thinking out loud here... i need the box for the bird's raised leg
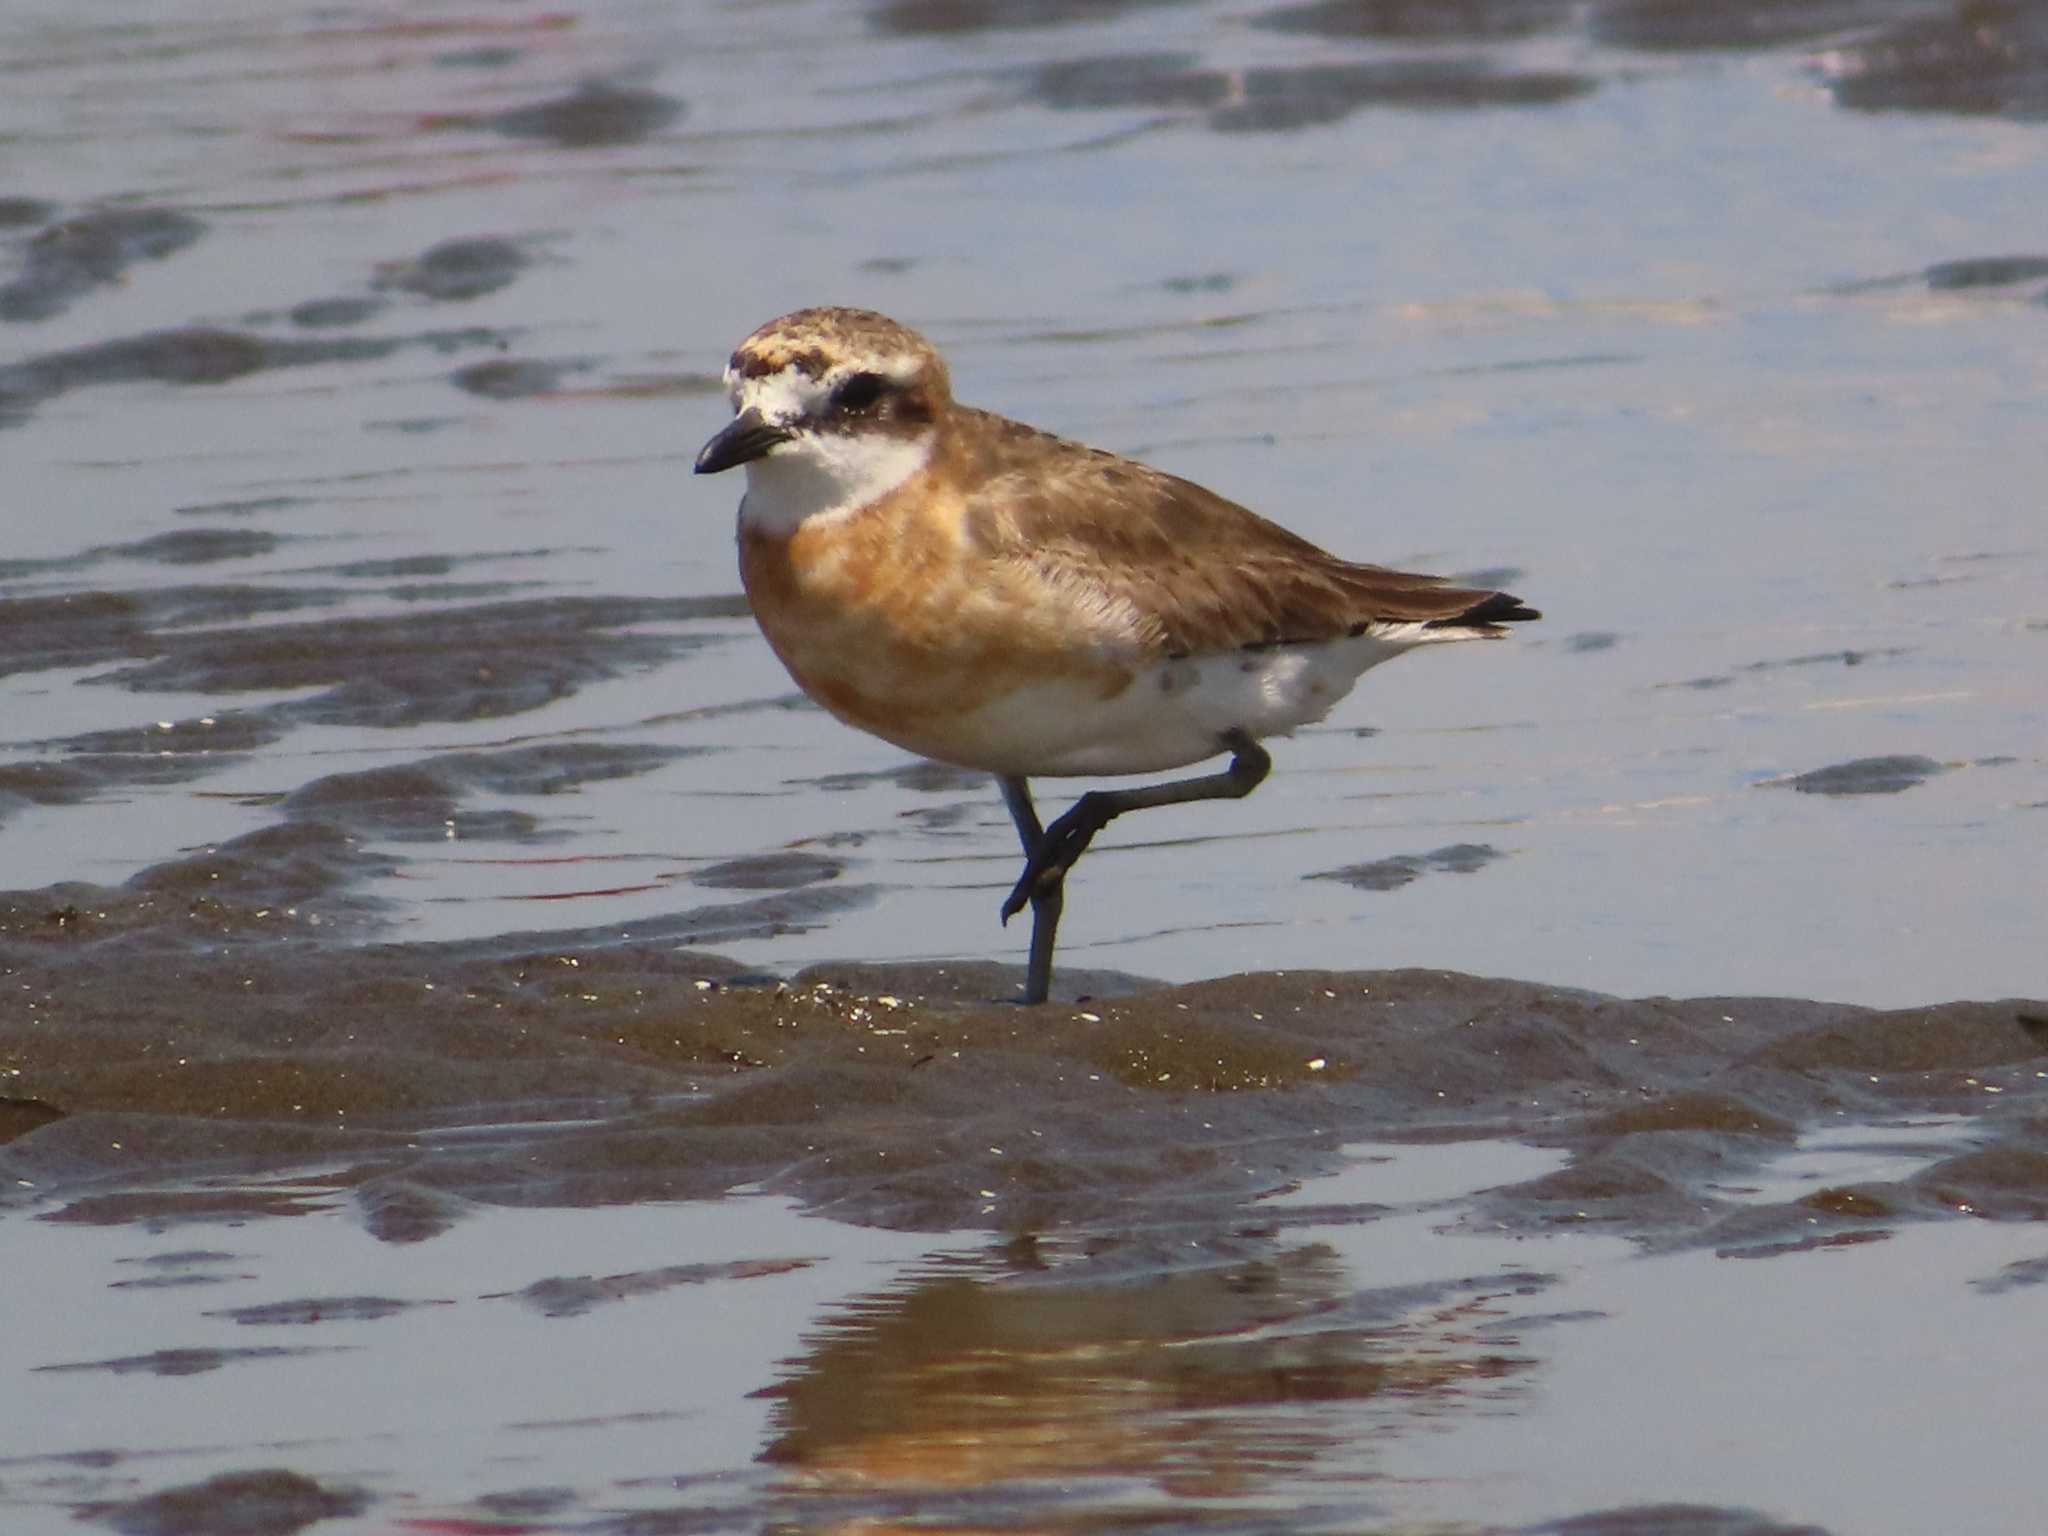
[998,729,1272,1004]
[998,774,1063,1006]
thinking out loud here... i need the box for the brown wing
[950,408,1538,660]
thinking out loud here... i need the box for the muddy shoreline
[7,875,2043,1256]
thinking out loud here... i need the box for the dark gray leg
[997,730,1272,1004]
[999,775,1062,1006]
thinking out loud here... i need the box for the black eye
[834,372,887,412]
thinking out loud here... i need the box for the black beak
[695,407,793,475]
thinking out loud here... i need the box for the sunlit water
[6,2,2048,1532]
[4,0,2045,1004]
[8,1133,2046,1534]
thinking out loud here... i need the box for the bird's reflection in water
[757,1239,1533,1513]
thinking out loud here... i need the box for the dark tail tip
[1428,591,1541,629]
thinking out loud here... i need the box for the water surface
[4,1,2047,1531]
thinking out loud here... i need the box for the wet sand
[5,0,2048,1531]
[7,890,2046,1242]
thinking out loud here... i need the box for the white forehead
[724,352,923,425]
[726,364,829,426]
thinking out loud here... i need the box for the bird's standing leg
[998,774,1063,1006]
[998,729,1272,1004]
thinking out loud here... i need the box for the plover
[696,306,1538,1005]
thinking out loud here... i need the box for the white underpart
[728,362,933,537]
[955,622,1460,778]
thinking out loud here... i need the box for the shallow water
[4,0,2048,1532]
[5,0,2046,1004]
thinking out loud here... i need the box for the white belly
[947,628,1435,777]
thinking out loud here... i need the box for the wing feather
[951,409,1537,660]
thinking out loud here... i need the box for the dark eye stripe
[833,372,887,412]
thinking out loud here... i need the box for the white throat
[737,430,933,538]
